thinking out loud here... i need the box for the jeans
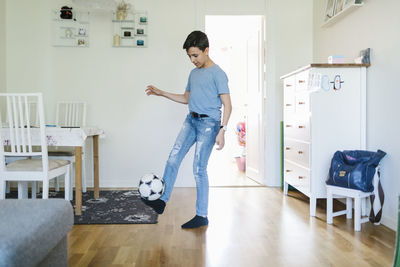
[160,114,220,217]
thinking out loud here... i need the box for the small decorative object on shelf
[60,6,73,20]
[113,34,121,46]
[139,16,147,23]
[65,28,73,38]
[116,0,131,20]
[360,48,370,64]
[77,39,86,46]
[354,48,371,64]
[78,28,86,36]
[328,55,345,64]
[52,9,90,47]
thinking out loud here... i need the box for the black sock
[181,215,208,229]
[141,198,166,214]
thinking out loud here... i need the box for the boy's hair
[183,31,209,51]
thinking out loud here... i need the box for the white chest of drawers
[281,64,369,216]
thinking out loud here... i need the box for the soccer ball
[138,173,165,201]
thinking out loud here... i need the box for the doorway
[206,15,265,187]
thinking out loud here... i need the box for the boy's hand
[215,130,225,150]
[145,85,163,96]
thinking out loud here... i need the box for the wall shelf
[112,20,134,23]
[112,10,148,48]
[322,3,363,28]
[52,9,90,47]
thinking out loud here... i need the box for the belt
[191,112,208,118]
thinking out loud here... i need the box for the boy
[144,31,232,229]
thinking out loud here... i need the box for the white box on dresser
[280,64,370,216]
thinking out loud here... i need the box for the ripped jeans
[160,113,220,216]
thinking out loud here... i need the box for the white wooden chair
[0,93,72,200]
[326,185,372,231]
[49,101,88,193]
[55,101,87,128]
[4,100,39,194]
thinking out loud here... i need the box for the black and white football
[138,173,165,201]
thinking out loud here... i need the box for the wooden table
[1,126,104,215]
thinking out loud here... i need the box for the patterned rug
[6,190,158,224]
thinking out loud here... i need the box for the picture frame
[325,0,336,21]
[335,0,345,14]
[343,0,356,10]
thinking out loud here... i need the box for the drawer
[296,116,310,142]
[284,91,295,114]
[295,70,310,92]
[284,139,310,168]
[283,118,296,139]
[283,115,310,142]
[295,92,310,114]
[284,76,295,113]
[284,76,295,91]
[284,160,310,195]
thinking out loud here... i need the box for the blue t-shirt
[185,64,230,121]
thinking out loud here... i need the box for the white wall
[313,0,400,230]
[5,0,196,188]
[4,0,314,191]
[0,0,5,93]
[265,0,314,186]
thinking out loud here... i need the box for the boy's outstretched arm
[216,93,232,150]
[146,85,190,104]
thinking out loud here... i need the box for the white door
[245,19,264,184]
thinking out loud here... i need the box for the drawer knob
[286,125,292,128]
[285,84,293,87]
[298,151,303,154]
[298,80,306,84]
[285,104,292,107]
[298,125,305,129]
[285,147,291,150]
[285,169,292,173]
[298,176,304,179]
[298,102,305,105]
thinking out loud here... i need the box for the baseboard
[381,215,397,231]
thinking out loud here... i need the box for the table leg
[75,146,83,216]
[93,135,99,199]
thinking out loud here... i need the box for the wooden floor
[68,187,396,267]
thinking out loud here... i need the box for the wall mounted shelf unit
[52,9,90,47]
[112,10,148,48]
[322,3,364,27]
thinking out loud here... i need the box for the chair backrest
[55,101,87,127]
[5,101,39,127]
[0,93,48,172]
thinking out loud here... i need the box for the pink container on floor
[235,156,246,171]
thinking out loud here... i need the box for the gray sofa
[0,199,73,267]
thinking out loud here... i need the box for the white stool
[326,185,372,231]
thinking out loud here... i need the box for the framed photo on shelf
[343,0,356,9]
[335,0,345,14]
[325,0,337,21]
